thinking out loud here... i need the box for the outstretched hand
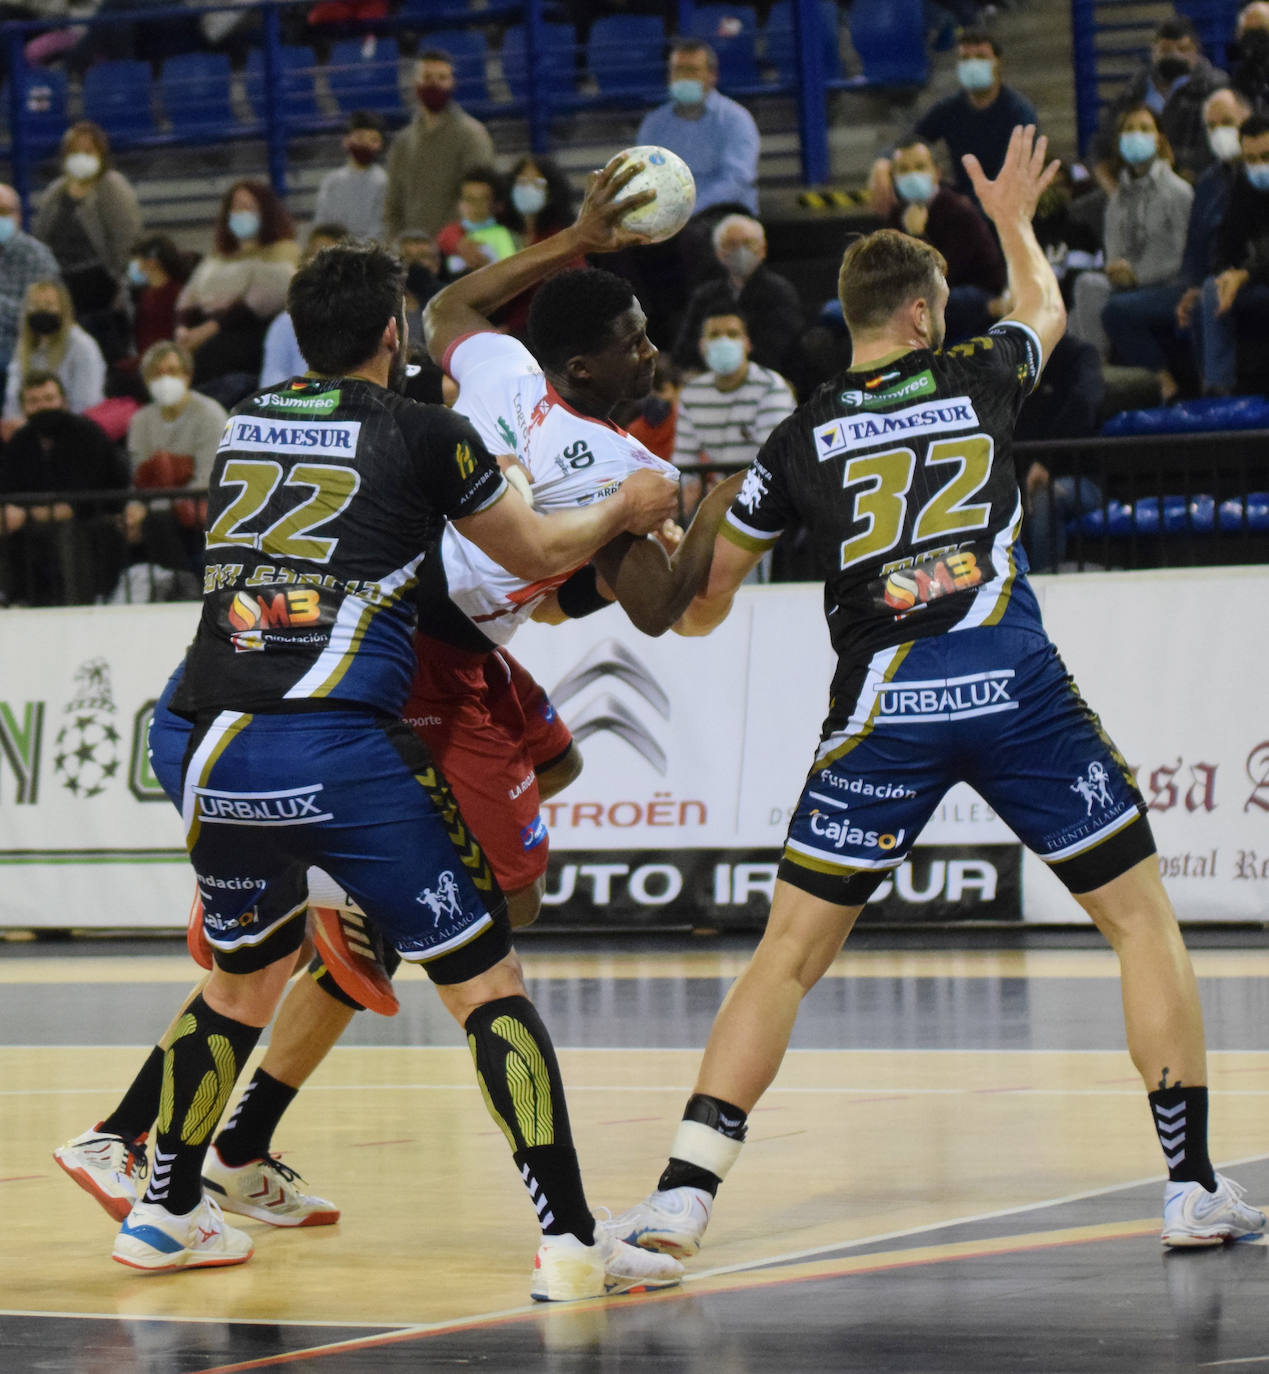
[573,154,657,254]
[963,124,1059,227]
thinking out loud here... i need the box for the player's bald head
[838,229,948,335]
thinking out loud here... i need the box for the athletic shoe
[202,1147,340,1227]
[53,1126,149,1222]
[186,889,213,971]
[112,1196,253,1272]
[310,904,399,1017]
[530,1231,684,1302]
[599,1186,713,1259]
[1161,1174,1266,1247]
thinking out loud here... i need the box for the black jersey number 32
[838,435,994,570]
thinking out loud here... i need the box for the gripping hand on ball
[574,155,657,254]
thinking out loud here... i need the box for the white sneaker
[1161,1174,1266,1248]
[530,1231,684,1302]
[202,1147,340,1227]
[112,1196,253,1272]
[53,1126,148,1222]
[599,1186,713,1259]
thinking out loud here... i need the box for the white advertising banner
[1022,567,1269,924]
[2,567,1266,929]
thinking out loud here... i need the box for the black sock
[101,1045,164,1142]
[1149,1085,1217,1190]
[213,1068,298,1167]
[657,1093,748,1197]
[465,995,595,1245]
[141,995,261,1216]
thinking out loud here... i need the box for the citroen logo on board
[551,640,669,774]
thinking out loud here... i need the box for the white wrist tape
[670,1119,745,1180]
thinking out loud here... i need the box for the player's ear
[564,352,591,384]
[382,314,401,354]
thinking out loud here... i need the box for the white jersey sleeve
[447,330,542,458]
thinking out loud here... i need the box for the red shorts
[402,633,573,893]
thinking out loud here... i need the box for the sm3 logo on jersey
[227,587,327,631]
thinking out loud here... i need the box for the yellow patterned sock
[466,995,594,1242]
[143,995,261,1215]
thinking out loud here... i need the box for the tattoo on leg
[1157,1068,1182,1091]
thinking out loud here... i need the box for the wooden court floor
[4,936,1269,1372]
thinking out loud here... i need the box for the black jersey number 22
[206,459,362,564]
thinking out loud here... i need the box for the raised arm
[962,125,1066,364]
[592,471,745,636]
[424,154,655,364]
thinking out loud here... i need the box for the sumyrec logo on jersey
[551,639,669,774]
[53,658,121,799]
[839,370,937,410]
[815,395,980,460]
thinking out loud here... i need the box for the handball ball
[614,146,697,243]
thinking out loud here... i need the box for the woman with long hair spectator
[175,178,299,408]
[1,279,106,437]
[128,233,194,357]
[1069,104,1193,395]
[498,155,582,338]
[31,121,142,363]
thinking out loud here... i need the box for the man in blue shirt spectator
[868,29,1037,216]
[637,39,759,215]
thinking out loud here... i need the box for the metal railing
[5,424,1267,609]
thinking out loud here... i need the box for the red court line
[185,1221,1157,1374]
[0,1174,45,1183]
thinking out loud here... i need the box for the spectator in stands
[1,280,106,438]
[1093,16,1228,189]
[313,110,387,241]
[0,370,128,606]
[868,30,1037,216]
[499,155,582,338]
[435,168,517,277]
[637,39,759,215]
[395,230,443,345]
[1016,335,1106,572]
[673,298,795,516]
[1230,2,1269,110]
[383,49,496,239]
[1100,88,1253,400]
[671,214,805,376]
[884,139,1006,341]
[621,355,682,463]
[1031,162,1104,299]
[259,223,349,388]
[127,233,193,358]
[0,182,61,404]
[124,340,227,570]
[1069,107,1193,370]
[175,179,299,408]
[31,121,141,364]
[1192,112,1269,394]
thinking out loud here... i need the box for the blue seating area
[158,52,238,136]
[1074,494,1269,536]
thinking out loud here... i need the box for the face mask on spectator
[1208,125,1242,161]
[1247,162,1269,191]
[127,259,149,287]
[64,152,100,181]
[895,170,936,203]
[416,84,451,112]
[460,216,495,233]
[27,309,62,336]
[446,253,469,275]
[512,182,547,216]
[1154,55,1191,84]
[670,78,706,105]
[703,336,745,375]
[957,58,995,91]
[1118,131,1157,165]
[0,215,15,245]
[719,244,760,278]
[347,143,379,167]
[229,209,261,241]
[149,374,188,408]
